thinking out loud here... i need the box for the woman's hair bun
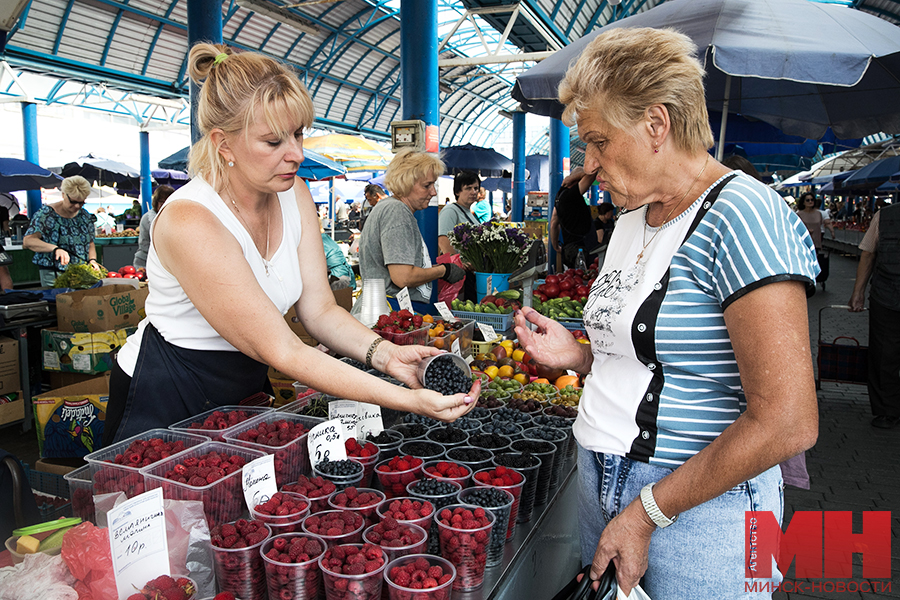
[188,43,231,84]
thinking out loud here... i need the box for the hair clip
[214,52,228,65]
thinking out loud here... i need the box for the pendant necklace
[230,194,272,276]
[636,154,710,264]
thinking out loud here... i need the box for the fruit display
[170,406,273,441]
[422,355,470,395]
[210,519,271,600]
[251,492,310,534]
[522,382,557,396]
[98,228,139,238]
[553,385,583,407]
[374,310,429,345]
[376,497,435,533]
[314,459,365,490]
[104,264,147,281]
[260,533,326,600]
[534,262,598,305]
[328,487,386,529]
[482,377,522,394]
[303,510,366,548]
[375,456,425,500]
[450,289,523,314]
[318,543,387,600]
[362,519,427,562]
[384,555,456,599]
[226,415,312,487]
[284,475,339,513]
[436,505,494,591]
[492,453,541,523]
[472,466,525,540]
[458,486,515,566]
[126,575,195,600]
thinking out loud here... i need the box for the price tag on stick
[108,488,169,600]
[242,454,279,511]
[397,287,413,313]
[477,322,498,343]
[434,301,457,322]
[307,419,347,468]
[329,400,360,440]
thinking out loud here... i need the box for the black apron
[108,323,273,444]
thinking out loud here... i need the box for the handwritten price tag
[486,275,493,296]
[307,419,347,468]
[477,322,498,342]
[329,400,360,440]
[242,454,278,511]
[434,302,457,322]
[356,402,384,439]
[108,488,169,600]
[397,287,413,312]
[451,338,461,356]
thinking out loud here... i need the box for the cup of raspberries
[327,487,386,530]
[344,438,381,487]
[301,510,365,548]
[260,532,327,600]
[471,466,525,540]
[421,460,472,489]
[434,505,495,591]
[491,452,542,524]
[209,519,271,600]
[458,486,515,567]
[374,456,424,500]
[318,543,388,600]
[284,475,339,513]
[375,497,435,534]
[383,554,456,600]
[362,520,427,563]
[127,575,195,600]
[251,491,310,534]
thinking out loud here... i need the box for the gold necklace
[229,194,272,276]
[636,154,710,264]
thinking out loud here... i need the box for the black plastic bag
[551,562,618,600]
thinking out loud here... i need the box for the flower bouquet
[447,223,534,274]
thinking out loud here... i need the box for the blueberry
[316,459,363,477]
[423,355,470,395]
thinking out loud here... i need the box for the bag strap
[3,457,26,529]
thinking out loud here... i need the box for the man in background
[361,184,386,231]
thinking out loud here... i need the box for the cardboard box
[35,457,84,476]
[41,327,136,374]
[33,374,109,458]
[56,285,149,333]
[46,371,105,390]
[0,336,20,393]
[0,391,23,426]
[282,287,353,349]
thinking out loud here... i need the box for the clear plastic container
[492,453,541,524]
[319,543,388,600]
[141,441,266,527]
[478,421,524,441]
[522,426,568,490]
[363,522,427,562]
[210,521,271,600]
[389,423,428,442]
[168,405,274,441]
[85,428,209,498]
[406,479,462,555]
[511,438,557,506]
[435,504,495,591]
[445,446,494,474]
[345,440,382,488]
[458,487,514,567]
[64,465,96,524]
[375,497,435,533]
[383,554,456,600]
[301,509,365,548]
[260,532,327,600]
[421,460,472,489]
[363,429,404,462]
[374,457,425,500]
[424,426,469,450]
[426,319,476,358]
[250,491,310,535]
[224,412,323,488]
[378,324,430,346]
[467,432,512,454]
[397,440,444,462]
[471,467,525,540]
[328,487,386,530]
[282,476,338,514]
[313,459,365,491]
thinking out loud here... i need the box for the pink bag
[437,253,465,304]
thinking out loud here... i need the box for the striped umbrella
[303,135,393,172]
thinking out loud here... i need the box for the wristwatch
[640,483,678,528]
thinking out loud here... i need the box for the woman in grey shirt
[133,184,174,268]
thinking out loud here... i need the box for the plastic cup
[389,423,428,442]
[466,407,493,422]
[522,426,569,490]
[363,522,428,562]
[347,445,381,488]
[328,488,386,530]
[416,353,472,388]
[375,497,435,533]
[445,446,494,474]
[383,554,456,600]
[458,487,514,567]
[251,491,310,535]
[492,453,541,524]
[319,543,388,600]
[260,532,326,600]
[282,477,338,514]
[467,432,512,454]
[511,439,557,506]
[398,440,445,462]
[435,504,495,591]
[313,460,365,491]
[425,426,469,450]
[538,409,577,459]
[365,429,404,461]
[374,457,425,500]
[421,460,472,489]
[210,522,271,600]
[301,509,365,548]
[471,467,525,540]
[478,421,524,440]
[406,479,462,555]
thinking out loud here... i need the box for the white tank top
[117,177,303,376]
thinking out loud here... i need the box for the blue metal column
[22,102,42,217]
[187,0,222,143]
[512,111,526,223]
[140,131,152,212]
[548,118,569,273]
[589,183,599,205]
[400,0,440,301]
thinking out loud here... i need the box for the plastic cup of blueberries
[458,486,515,567]
[492,452,542,524]
[511,438,557,506]
[365,429,405,461]
[478,420,524,441]
[425,426,469,450]
[471,467,525,540]
[313,459,365,491]
[416,353,472,391]
[260,532,326,600]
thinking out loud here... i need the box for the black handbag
[551,562,618,600]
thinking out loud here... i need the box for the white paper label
[397,287,413,312]
[451,338,461,356]
[434,302,457,322]
[242,454,279,510]
[356,402,384,439]
[329,400,360,440]
[477,323,498,342]
[307,419,347,467]
[43,351,60,370]
[486,275,493,296]
[108,488,169,600]
[73,354,91,372]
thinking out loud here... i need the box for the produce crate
[472,337,503,356]
[428,319,476,357]
[84,428,210,498]
[141,441,266,527]
[451,310,515,332]
[64,465,96,524]
[558,318,586,333]
[168,405,274,441]
[26,466,72,520]
[223,412,325,487]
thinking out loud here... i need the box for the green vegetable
[53,263,108,289]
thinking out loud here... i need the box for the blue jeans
[577,443,783,599]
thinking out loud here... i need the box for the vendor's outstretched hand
[377,343,442,389]
[514,307,590,373]
[410,379,480,423]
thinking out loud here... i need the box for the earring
[653,145,659,154]
[228,161,234,167]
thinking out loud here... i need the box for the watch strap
[640,482,677,528]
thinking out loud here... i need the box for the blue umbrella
[158,147,189,171]
[61,154,142,186]
[0,157,63,193]
[296,149,347,180]
[441,144,513,177]
[842,155,900,188]
[512,0,900,142]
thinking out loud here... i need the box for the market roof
[2,0,898,156]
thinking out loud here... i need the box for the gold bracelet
[365,336,386,370]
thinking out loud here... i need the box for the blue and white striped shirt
[574,172,818,466]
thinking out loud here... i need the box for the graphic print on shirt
[583,259,648,353]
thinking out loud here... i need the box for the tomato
[119,265,137,275]
[106,271,121,278]
[123,273,138,279]
[559,279,574,291]
[543,283,560,298]
[545,274,559,285]
[575,285,591,297]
